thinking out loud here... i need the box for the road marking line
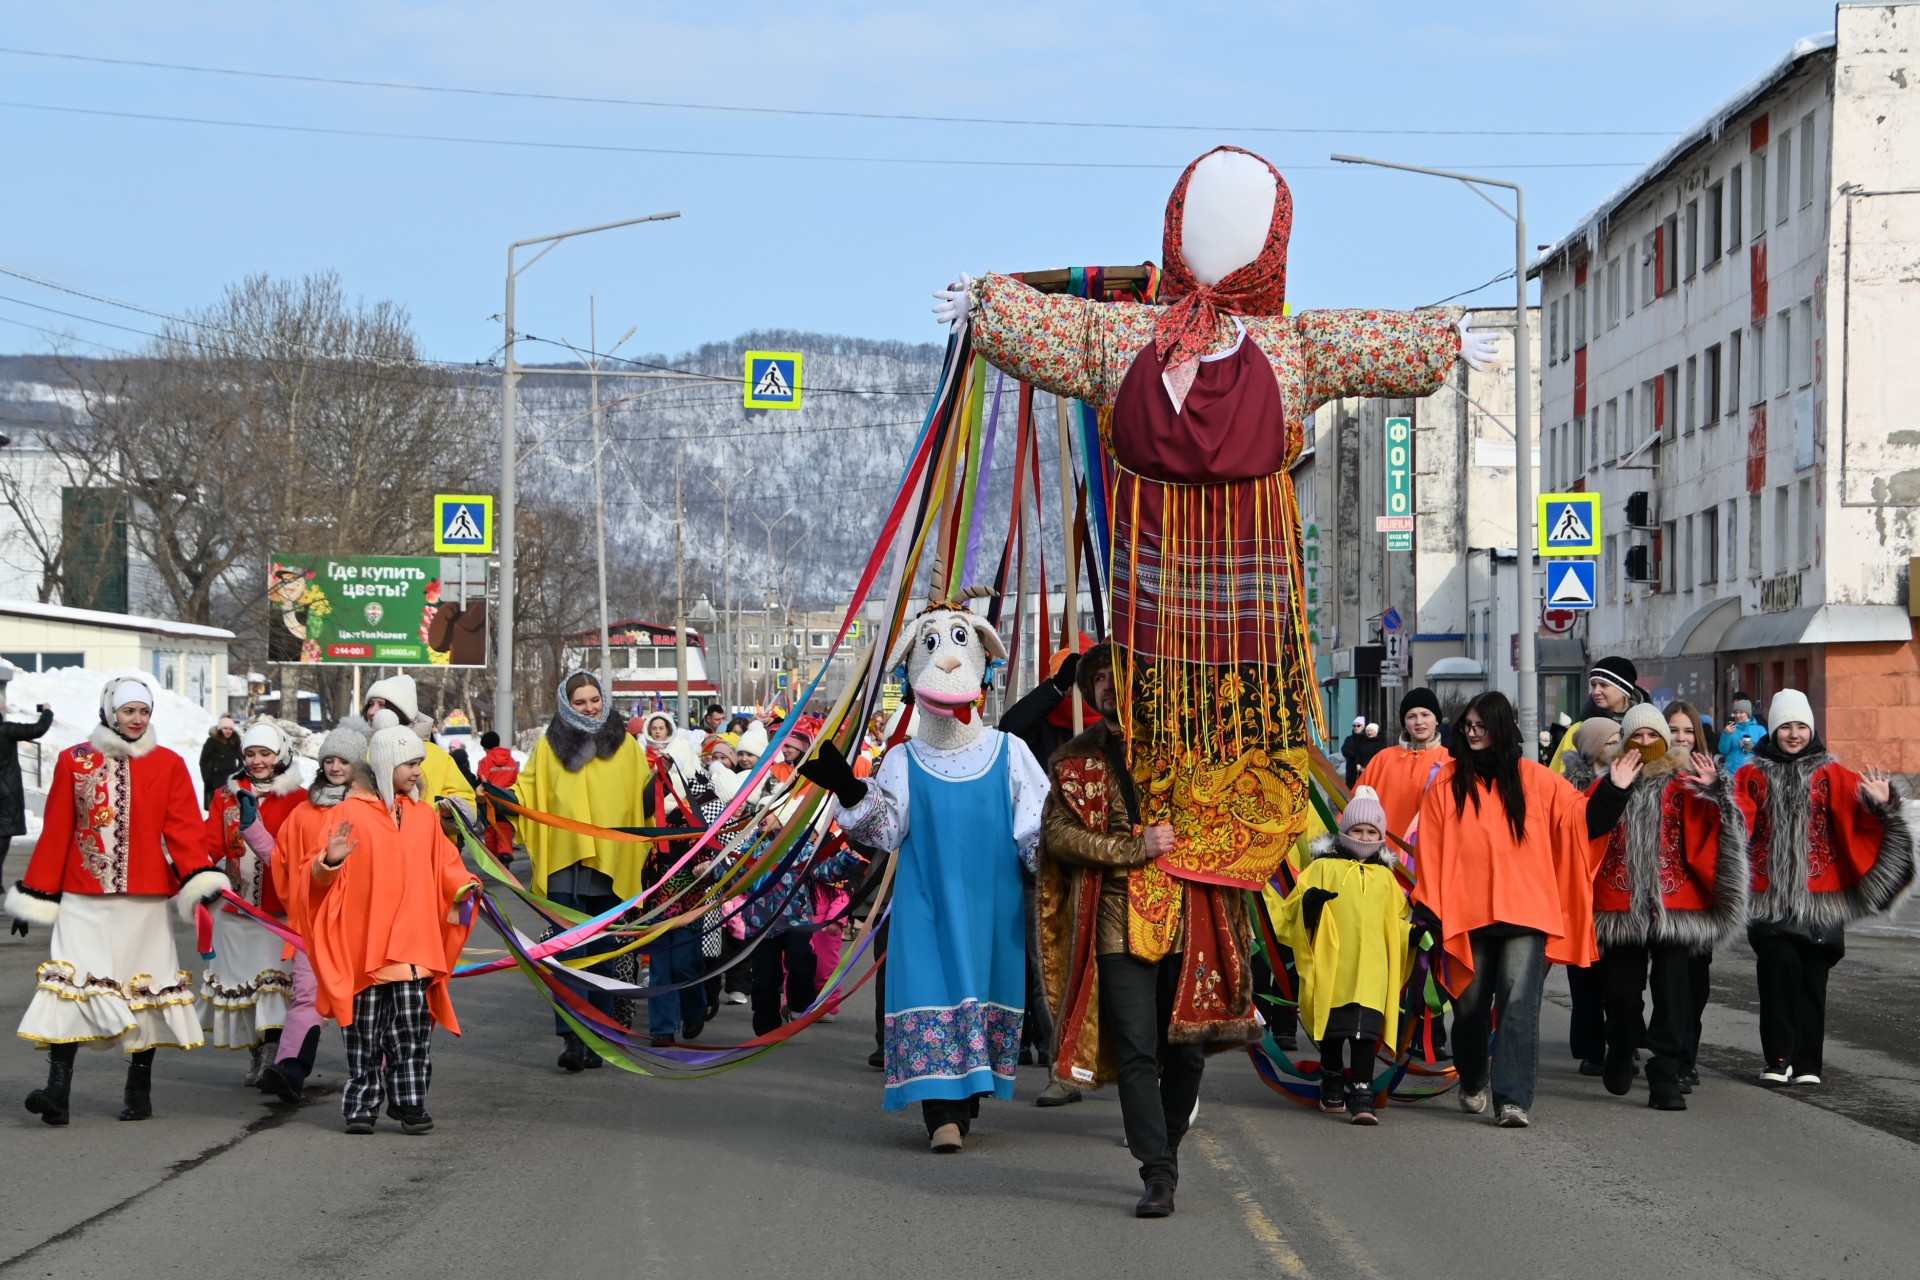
[1232,1114,1388,1279]
[1195,1128,1310,1278]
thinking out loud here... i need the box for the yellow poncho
[422,740,477,810]
[517,734,652,899]
[1275,848,1412,1053]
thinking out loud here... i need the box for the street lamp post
[496,209,679,741]
[687,594,718,726]
[1331,155,1537,747]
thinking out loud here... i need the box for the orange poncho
[1355,743,1448,844]
[1411,759,1603,996]
[306,792,479,1033]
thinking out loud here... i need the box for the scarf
[1154,146,1294,377]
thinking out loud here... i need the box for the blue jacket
[1718,720,1766,773]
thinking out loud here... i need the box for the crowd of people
[3,646,1913,1223]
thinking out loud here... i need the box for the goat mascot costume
[930,146,1494,1016]
[802,603,1048,1154]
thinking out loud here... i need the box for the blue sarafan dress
[839,727,1048,1110]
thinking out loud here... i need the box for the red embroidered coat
[1734,753,1915,929]
[206,773,308,917]
[1584,760,1748,951]
[21,732,217,899]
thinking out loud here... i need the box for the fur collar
[228,767,304,798]
[89,721,156,760]
[544,706,631,772]
[1308,832,1393,866]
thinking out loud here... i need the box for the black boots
[119,1050,154,1121]
[259,1027,321,1104]
[25,1047,75,1127]
[1601,1043,1635,1096]
[1135,1180,1176,1218]
[556,1032,602,1072]
[1645,1057,1687,1111]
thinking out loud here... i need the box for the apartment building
[1530,5,1920,770]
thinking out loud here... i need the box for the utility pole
[673,444,689,726]
[706,457,754,710]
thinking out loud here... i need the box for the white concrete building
[1530,5,1920,771]
[0,599,234,714]
[1296,307,1546,731]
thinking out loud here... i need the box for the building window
[1800,112,1817,207]
[1796,478,1813,568]
[1663,367,1679,440]
[1777,126,1793,225]
[1726,499,1740,581]
[1573,282,1588,347]
[1660,214,1679,294]
[746,632,760,648]
[1776,309,1793,398]
[1682,515,1696,591]
[1661,519,1677,591]
[1604,534,1618,603]
[1795,298,1814,386]
[1705,181,1726,259]
[1605,398,1619,460]
[1641,232,1658,306]
[1606,258,1622,328]
[1547,299,1559,365]
[1729,165,1744,248]
[1684,199,1701,279]
[1752,149,1768,232]
[809,631,830,650]
[1704,344,1722,425]
[1751,321,1767,405]
[1748,493,1762,577]
[1684,356,1699,434]
[1590,408,1601,470]
[1702,506,1720,584]
[1727,331,1743,418]
[749,657,762,671]
[1772,486,1790,575]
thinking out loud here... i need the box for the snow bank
[2,667,319,802]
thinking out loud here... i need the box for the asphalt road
[2,908,1918,1280]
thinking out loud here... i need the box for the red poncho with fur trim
[1734,750,1915,929]
[1584,757,1749,952]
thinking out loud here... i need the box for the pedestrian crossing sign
[1537,492,1601,557]
[744,350,803,410]
[1544,560,1598,611]
[433,494,494,554]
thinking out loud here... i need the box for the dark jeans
[750,930,818,1036]
[920,1094,982,1137]
[549,890,624,1038]
[642,924,704,1039]
[1452,927,1548,1112]
[1565,961,1606,1061]
[1098,951,1205,1188]
[1752,934,1839,1074]
[1600,942,1693,1084]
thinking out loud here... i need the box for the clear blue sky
[0,1,1839,366]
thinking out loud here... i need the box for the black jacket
[0,707,54,838]
[199,729,243,793]
[1000,675,1079,771]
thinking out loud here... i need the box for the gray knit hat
[1340,785,1388,834]
[317,719,371,767]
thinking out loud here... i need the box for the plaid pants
[341,979,433,1119]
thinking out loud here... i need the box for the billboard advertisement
[267,554,488,666]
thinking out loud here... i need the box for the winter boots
[119,1051,155,1122]
[259,1027,322,1104]
[1644,1057,1687,1111]
[556,1031,603,1072]
[24,1047,75,1127]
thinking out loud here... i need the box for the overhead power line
[0,45,1679,138]
[0,101,1653,173]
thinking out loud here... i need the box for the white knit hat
[1768,689,1815,734]
[317,719,371,767]
[364,674,420,722]
[100,675,154,720]
[735,720,769,758]
[240,719,290,764]
[368,724,426,811]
